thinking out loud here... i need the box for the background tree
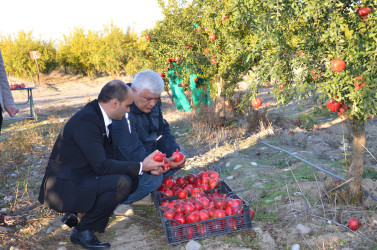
[143,0,256,112]
[145,0,377,201]
[57,23,140,77]
[0,31,58,81]
[244,0,376,201]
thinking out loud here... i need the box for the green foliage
[362,168,377,180]
[276,159,289,169]
[294,115,318,131]
[133,0,371,193]
[0,31,58,81]
[225,233,259,248]
[1,23,143,79]
[291,164,316,181]
[144,0,377,124]
[143,0,256,100]
[246,0,377,121]
[57,23,141,76]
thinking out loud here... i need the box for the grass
[295,114,318,131]
[249,150,289,166]
[362,168,377,180]
[244,178,254,189]
[225,232,259,248]
[260,190,287,205]
[276,158,290,169]
[241,158,324,219]
[256,211,278,219]
[221,164,233,177]
[328,160,345,169]
[250,176,285,191]
[221,158,255,177]
[290,164,316,181]
[0,115,64,218]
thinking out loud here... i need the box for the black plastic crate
[152,180,234,209]
[152,181,253,245]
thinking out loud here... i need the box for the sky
[0,0,164,42]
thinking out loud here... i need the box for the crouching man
[112,70,186,215]
[38,80,164,249]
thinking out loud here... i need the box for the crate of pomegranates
[151,170,254,245]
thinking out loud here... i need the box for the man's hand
[150,168,164,176]
[168,154,186,170]
[160,159,171,174]
[142,150,165,175]
[161,166,170,174]
[5,105,19,117]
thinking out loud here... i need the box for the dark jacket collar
[130,102,142,114]
[130,101,159,115]
[87,99,105,124]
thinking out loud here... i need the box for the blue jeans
[122,168,181,204]
[112,117,181,205]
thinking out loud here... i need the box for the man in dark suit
[38,80,164,249]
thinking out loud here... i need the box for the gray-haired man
[112,70,186,215]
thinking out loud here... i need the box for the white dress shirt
[98,103,112,137]
[125,113,131,133]
[98,103,143,175]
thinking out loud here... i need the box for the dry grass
[245,109,273,135]
[250,160,377,248]
[0,115,66,248]
[187,103,274,152]
[188,104,240,148]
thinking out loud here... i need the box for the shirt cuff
[139,162,143,175]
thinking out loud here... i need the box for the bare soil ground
[1,71,376,249]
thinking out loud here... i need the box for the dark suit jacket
[38,100,140,213]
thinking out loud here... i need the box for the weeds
[362,168,377,180]
[225,231,259,248]
[277,159,289,169]
[293,115,318,131]
[0,116,63,215]
[188,103,273,153]
[188,104,243,150]
[245,109,273,135]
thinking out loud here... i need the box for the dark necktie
[107,123,116,158]
[107,124,112,143]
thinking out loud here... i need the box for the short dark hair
[98,80,130,103]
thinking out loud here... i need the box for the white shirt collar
[124,113,131,133]
[98,103,112,137]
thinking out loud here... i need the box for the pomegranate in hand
[172,149,184,162]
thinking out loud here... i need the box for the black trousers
[76,174,133,233]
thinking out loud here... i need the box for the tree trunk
[215,77,226,117]
[347,119,366,203]
[216,77,223,98]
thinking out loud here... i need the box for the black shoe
[61,213,79,228]
[70,227,110,249]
